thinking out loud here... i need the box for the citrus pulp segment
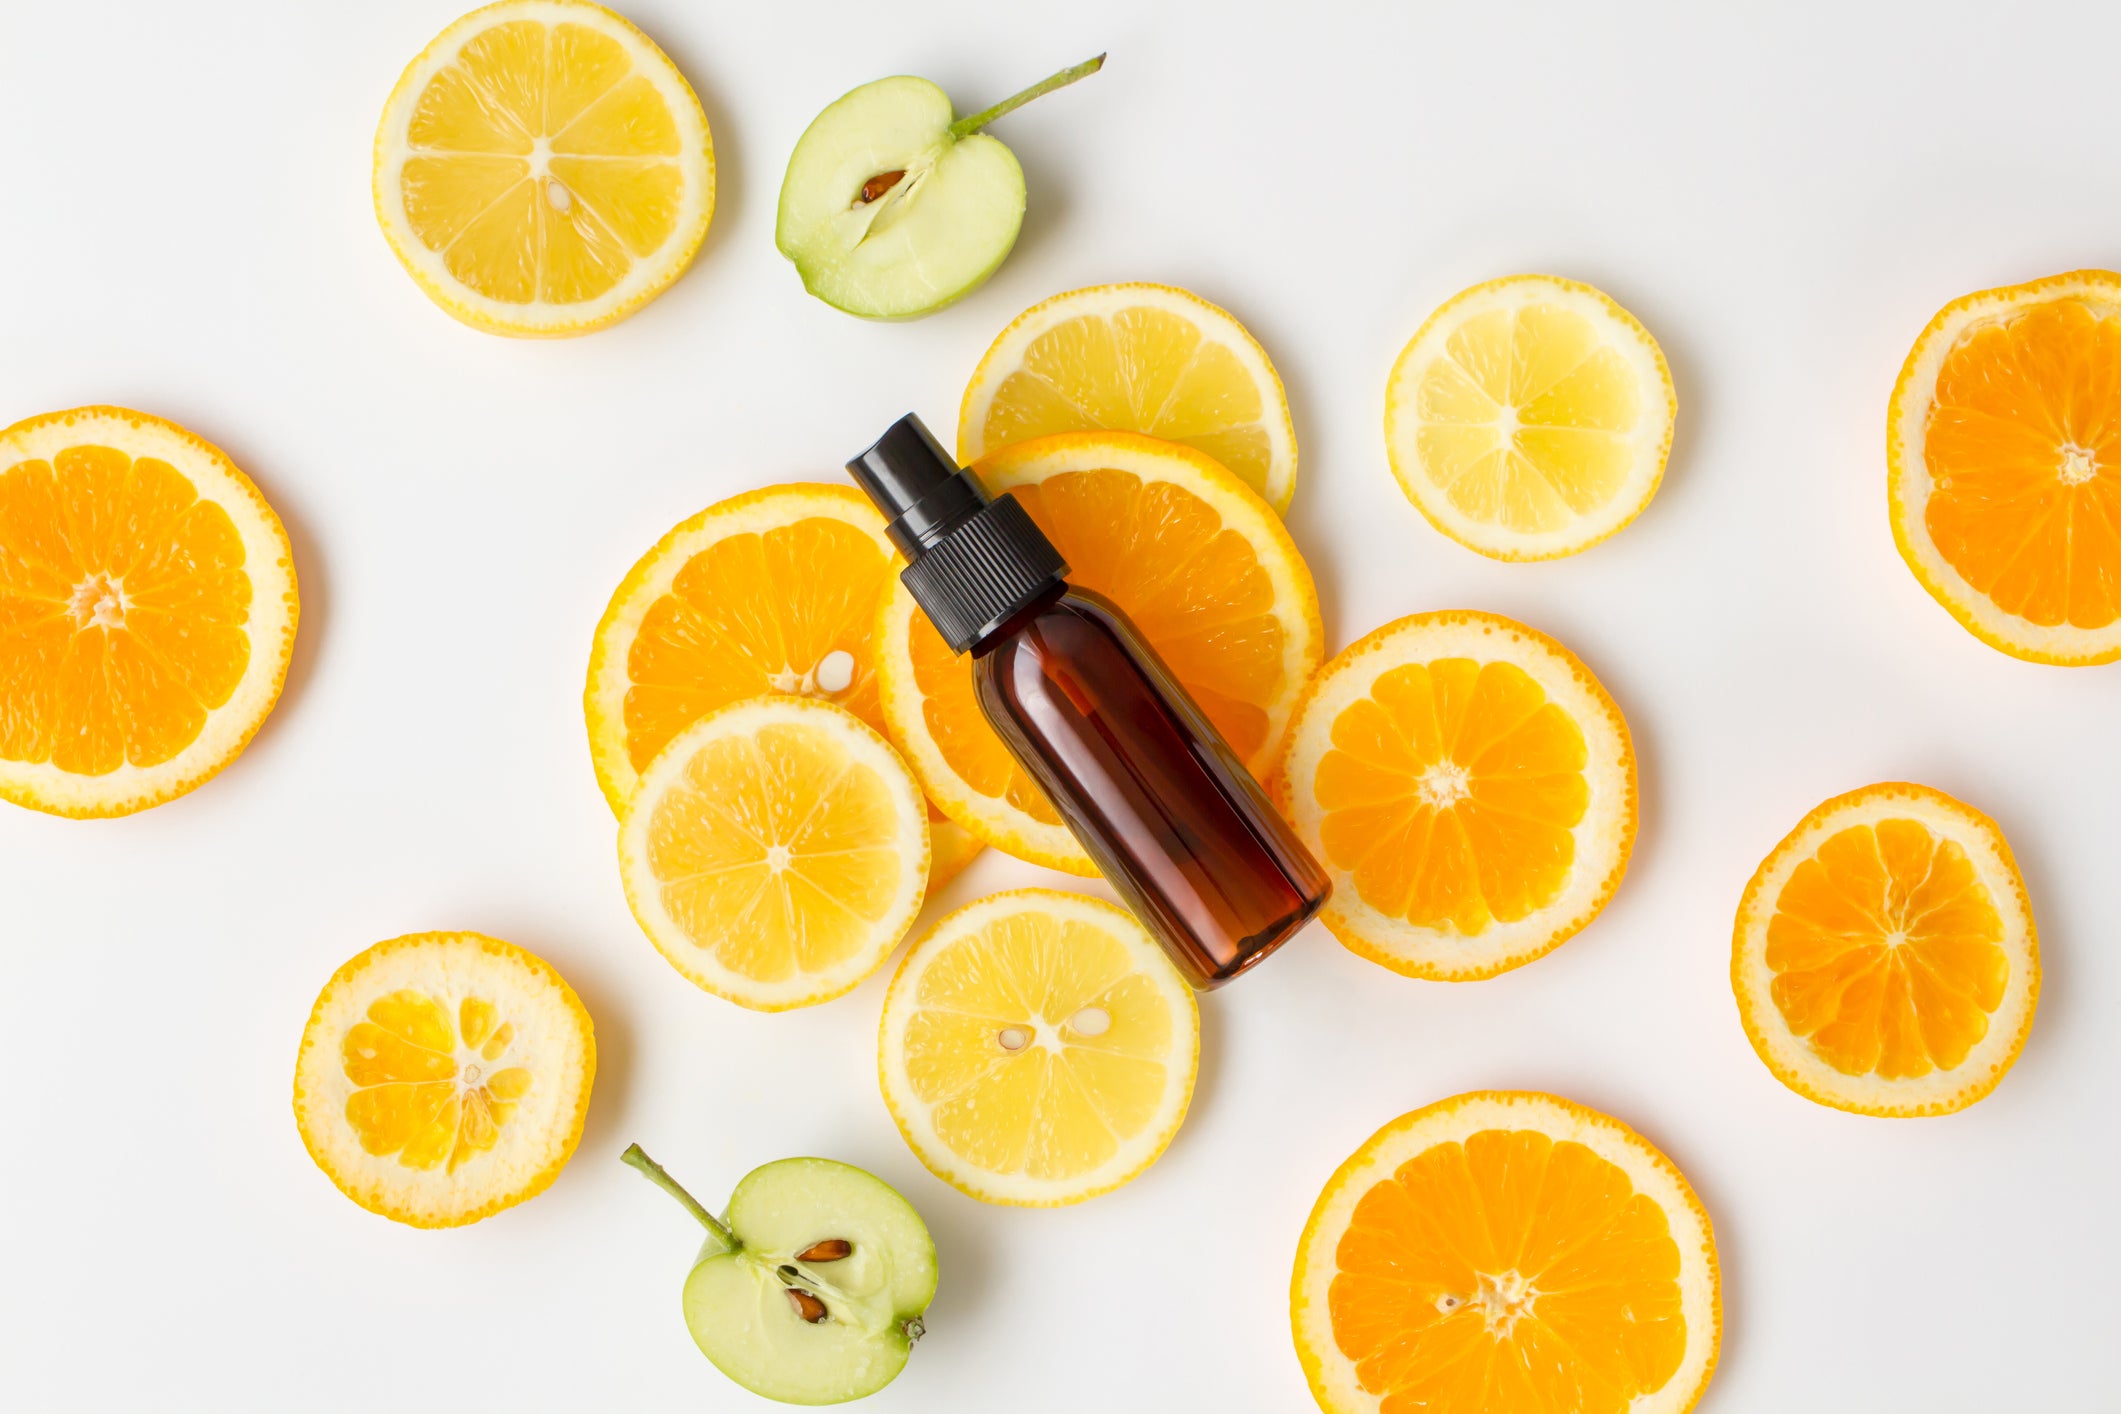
[958,283,1300,510]
[618,696,930,1011]
[373,0,714,336]
[292,932,595,1228]
[875,431,1322,873]
[0,406,298,818]
[1385,275,1674,560]
[1732,782,2039,1116]
[878,889,1198,1206]
[1888,270,2121,664]
[1292,1091,1720,1414]
[1275,610,1635,980]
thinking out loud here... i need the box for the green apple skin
[775,76,1025,321]
[679,1158,937,1406]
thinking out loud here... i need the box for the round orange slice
[875,431,1322,873]
[1732,782,2039,1116]
[0,406,298,818]
[1889,270,2121,664]
[1276,610,1635,980]
[1292,1091,1720,1414]
[293,931,596,1228]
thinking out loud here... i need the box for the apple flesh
[776,56,1104,319]
[625,1145,936,1406]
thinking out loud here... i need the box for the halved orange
[0,406,298,817]
[1276,611,1635,980]
[1732,782,2039,1116]
[875,431,1322,873]
[1292,1091,1720,1414]
[1889,269,2121,663]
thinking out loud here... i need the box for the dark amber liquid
[972,587,1332,988]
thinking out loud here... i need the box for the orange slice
[1276,610,1635,980]
[1292,1091,1720,1414]
[1732,782,2039,1116]
[584,482,977,893]
[0,406,298,817]
[875,431,1322,873]
[293,932,596,1227]
[1889,270,2121,663]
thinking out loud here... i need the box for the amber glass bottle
[848,414,1330,988]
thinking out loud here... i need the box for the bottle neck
[969,580,1071,656]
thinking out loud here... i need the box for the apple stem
[622,1143,737,1252]
[948,53,1106,138]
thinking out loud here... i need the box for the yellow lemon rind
[877,888,1199,1207]
[617,694,930,1012]
[1275,609,1637,980]
[291,931,596,1229]
[1384,274,1675,562]
[1731,781,2039,1117]
[1887,269,2121,665]
[1291,1090,1720,1414]
[0,406,298,819]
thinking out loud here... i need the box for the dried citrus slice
[1888,270,2121,663]
[876,431,1322,873]
[618,696,929,1011]
[0,406,298,818]
[958,283,1299,510]
[292,931,595,1228]
[1276,610,1635,980]
[878,889,1197,1206]
[1732,782,2039,1116]
[373,0,714,336]
[1293,1091,1720,1414]
[1385,275,1674,560]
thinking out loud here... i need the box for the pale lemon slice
[293,932,596,1228]
[1385,275,1674,559]
[373,0,714,336]
[618,696,929,1011]
[958,283,1299,510]
[878,889,1197,1206]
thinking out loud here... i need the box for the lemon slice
[293,932,596,1228]
[373,0,714,336]
[0,407,298,818]
[1275,610,1636,980]
[958,283,1299,510]
[1733,782,2039,1116]
[878,889,1198,1206]
[618,696,929,1011]
[1385,275,1674,560]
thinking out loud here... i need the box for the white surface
[1,1,2115,1408]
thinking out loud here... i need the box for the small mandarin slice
[1292,1091,1720,1414]
[1276,610,1635,980]
[1732,781,2039,1116]
[292,931,595,1227]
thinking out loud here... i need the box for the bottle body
[971,586,1331,988]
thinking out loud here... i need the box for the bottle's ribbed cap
[846,414,1068,652]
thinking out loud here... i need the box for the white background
[2,1,2116,1408]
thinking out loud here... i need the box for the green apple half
[776,55,1104,319]
[624,1145,936,1406]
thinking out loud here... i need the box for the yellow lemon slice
[1385,275,1674,560]
[293,932,595,1228]
[958,283,1299,511]
[618,696,929,1011]
[373,0,714,336]
[879,889,1198,1206]
[1293,1091,1721,1414]
[1733,782,2039,1116]
[875,431,1321,873]
[1889,270,2121,664]
[0,407,297,818]
[1276,610,1636,980]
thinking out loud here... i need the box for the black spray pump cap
[845,413,1069,653]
